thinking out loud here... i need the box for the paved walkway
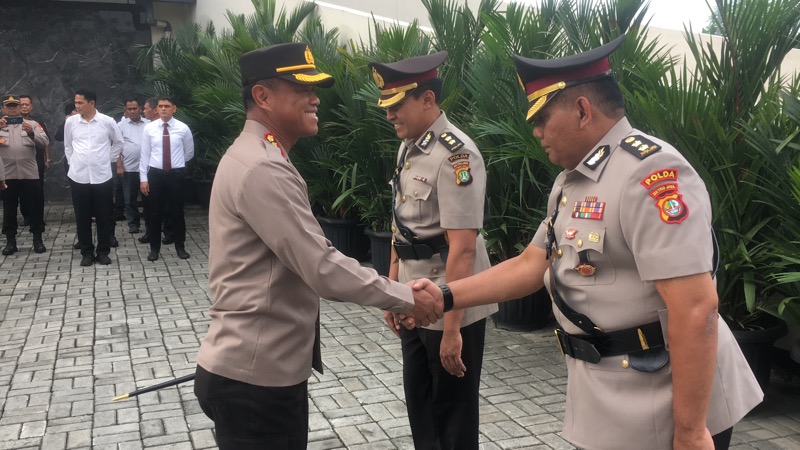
[0,204,798,450]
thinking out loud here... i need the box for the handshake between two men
[393,278,447,330]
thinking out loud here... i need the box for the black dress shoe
[162,236,175,245]
[176,247,190,260]
[147,251,159,261]
[138,234,150,244]
[80,254,95,266]
[110,236,119,248]
[33,240,47,253]
[2,241,18,256]
[96,254,112,265]
[73,241,83,250]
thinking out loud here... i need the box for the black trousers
[70,178,113,256]
[2,179,44,236]
[145,167,185,252]
[112,163,125,218]
[194,365,309,450]
[21,148,46,220]
[400,318,487,450]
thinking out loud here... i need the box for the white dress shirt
[64,111,124,184]
[117,118,149,172]
[140,117,194,182]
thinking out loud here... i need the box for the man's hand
[440,330,466,377]
[140,182,150,196]
[406,284,443,327]
[22,121,33,136]
[44,160,51,172]
[412,278,444,305]
[0,116,6,128]
[0,181,6,190]
[673,426,714,450]
[383,311,402,338]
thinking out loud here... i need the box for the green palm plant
[626,0,800,329]
[135,0,321,180]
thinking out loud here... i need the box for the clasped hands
[385,278,443,334]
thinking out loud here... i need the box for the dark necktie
[162,122,171,172]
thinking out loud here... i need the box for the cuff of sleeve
[635,244,713,281]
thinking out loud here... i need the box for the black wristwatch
[439,284,454,312]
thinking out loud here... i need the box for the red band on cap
[383,68,439,90]
[524,58,611,95]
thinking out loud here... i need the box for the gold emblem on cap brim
[372,67,385,89]
[304,46,314,65]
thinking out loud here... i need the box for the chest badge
[574,263,597,277]
[0,137,5,145]
[588,231,601,243]
[564,228,578,240]
[572,196,605,220]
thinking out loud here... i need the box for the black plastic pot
[316,216,370,262]
[731,316,789,392]
[491,287,552,332]
[364,227,392,276]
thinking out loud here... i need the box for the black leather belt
[554,321,665,364]
[393,234,448,260]
[148,167,185,174]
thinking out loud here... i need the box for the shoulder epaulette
[438,131,464,153]
[620,135,661,160]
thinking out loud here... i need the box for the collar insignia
[419,131,435,149]
[584,145,610,169]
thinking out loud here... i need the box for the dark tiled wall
[1,6,151,201]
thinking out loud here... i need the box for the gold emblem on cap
[304,46,314,65]
[372,67,385,89]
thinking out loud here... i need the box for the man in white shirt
[117,98,149,234]
[140,96,194,261]
[64,89,124,267]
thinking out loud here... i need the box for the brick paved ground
[0,204,798,450]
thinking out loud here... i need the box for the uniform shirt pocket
[557,226,616,286]
[19,130,34,147]
[406,184,433,223]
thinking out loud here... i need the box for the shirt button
[577,239,583,248]
[621,359,630,369]
[391,225,396,233]
[413,190,419,197]
[431,268,439,274]
[557,248,563,257]
[401,195,407,203]
[560,196,568,206]
[404,162,411,170]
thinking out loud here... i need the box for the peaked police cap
[513,35,626,122]
[238,43,335,88]
[2,95,21,106]
[368,51,448,108]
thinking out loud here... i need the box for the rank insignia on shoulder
[620,135,661,159]
[452,161,472,186]
[439,132,464,152]
[583,145,610,169]
[419,131,435,149]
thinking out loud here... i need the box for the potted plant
[627,0,800,388]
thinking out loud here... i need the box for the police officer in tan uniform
[370,52,497,450]
[0,95,49,255]
[413,35,762,450]
[193,43,444,450]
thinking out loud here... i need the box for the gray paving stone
[0,204,796,450]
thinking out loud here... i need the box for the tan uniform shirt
[198,120,414,388]
[0,120,48,179]
[531,117,762,449]
[393,112,497,329]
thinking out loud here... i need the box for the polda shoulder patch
[438,132,464,153]
[620,135,661,160]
